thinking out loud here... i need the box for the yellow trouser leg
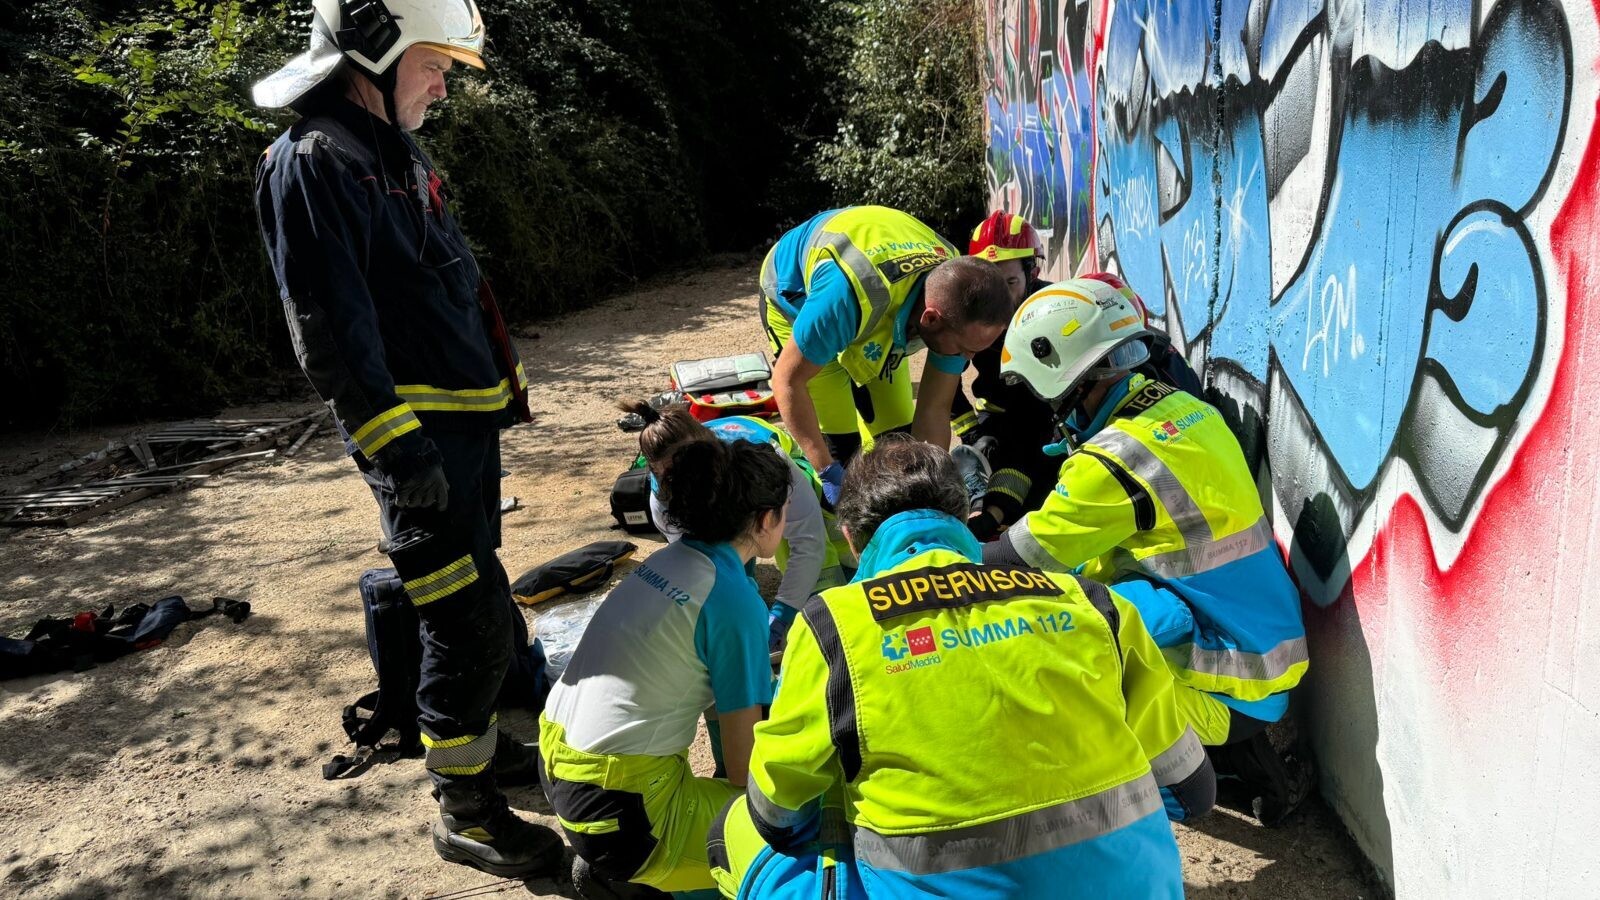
[763,300,915,444]
[540,718,742,892]
[708,794,767,899]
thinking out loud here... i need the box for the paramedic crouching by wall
[621,401,854,653]
[540,439,790,899]
[253,0,560,877]
[708,437,1213,900]
[984,278,1311,825]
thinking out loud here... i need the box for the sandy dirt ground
[0,260,1378,898]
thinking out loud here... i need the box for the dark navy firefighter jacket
[255,98,529,481]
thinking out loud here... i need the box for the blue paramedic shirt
[771,209,966,377]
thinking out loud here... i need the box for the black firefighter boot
[432,776,565,878]
[1212,731,1314,827]
[493,731,541,787]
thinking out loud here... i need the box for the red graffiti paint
[1339,41,1600,656]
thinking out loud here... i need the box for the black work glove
[395,463,450,511]
[967,507,1003,542]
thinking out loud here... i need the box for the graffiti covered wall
[983,0,1600,893]
[980,0,1097,275]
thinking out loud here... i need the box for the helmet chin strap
[352,63,401,128]
[374,64,401,128]
[1041,372,1137,457]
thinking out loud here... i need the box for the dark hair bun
[661,439,791,544]
[616,397,663,425]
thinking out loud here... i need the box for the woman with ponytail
[538,437,790,898]
[620,400,853,653]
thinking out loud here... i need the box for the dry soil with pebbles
[0,260,1376,898]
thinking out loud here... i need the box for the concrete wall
[981,0,1600,894]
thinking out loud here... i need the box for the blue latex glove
[769,603,799,652]
[819,461,845,506]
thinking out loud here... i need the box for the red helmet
[1082,271,1150,325]
[968,211,1045,265]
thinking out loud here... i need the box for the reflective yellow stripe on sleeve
[404,555,480,606]
[395,378,514,412]
[351,403,421,457]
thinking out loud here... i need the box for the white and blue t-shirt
[542,539,773,758]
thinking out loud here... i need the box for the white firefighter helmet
[253,0,484,109]
[999,277,1152,406]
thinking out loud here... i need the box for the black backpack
[610,455,658,535]
[323,569,550,779]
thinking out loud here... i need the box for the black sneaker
[1212,732,1314,827]
[494,731,541,787]
[433,793,564,878]
[571,856,670,900]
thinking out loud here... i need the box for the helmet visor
[419,41,485,69]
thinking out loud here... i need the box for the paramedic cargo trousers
[362,429,517,798]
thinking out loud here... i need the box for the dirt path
[0,261,1375,898]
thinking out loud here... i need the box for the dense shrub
[814,0,986,240]
[0,0,977,427]
[0,1,294,425]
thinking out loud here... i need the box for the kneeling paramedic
[253,0,560,876]
[708,437,1213,899]
[983,278,1310,823]
[620,401,854,654]
[540,439,790,898]
[760,207,1012,503]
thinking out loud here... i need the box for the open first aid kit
[670,354,778,421]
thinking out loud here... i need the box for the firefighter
[953,211,1059,539]
[253,0,560,875]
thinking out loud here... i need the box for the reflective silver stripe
[1138,516,1275,579]
[403,555,480,606]
[852,775,1162,874]
[1005,519,1059,570]
[1149,727,1205,786]
[1168,635,1309,683]
[760,247,781,301]
[1086,429,1213,549]
[988,468,1033,504]
[747,778,811,831]
[423,715,498,776]
[813,230,891,339]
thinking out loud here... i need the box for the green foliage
[0,0,844,426]
[0,0,979,426]
[0,1,297,425]
[814,0,986,239]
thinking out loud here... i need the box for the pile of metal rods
[1,409,329,527]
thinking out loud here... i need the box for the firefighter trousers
[364,428,516,801]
